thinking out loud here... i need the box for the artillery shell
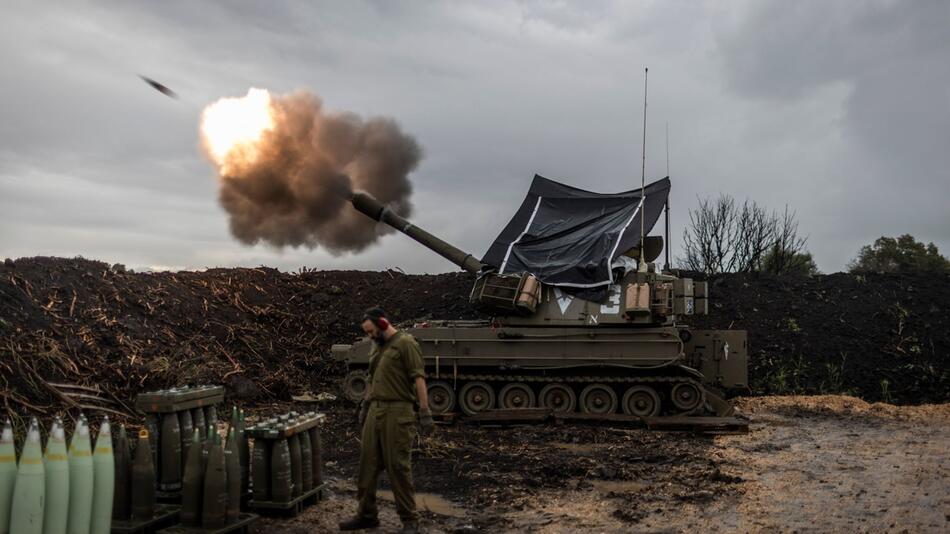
[237,409,249,492]
[0,419,17,534]
[178,410,193,472]
[308,427,323,486]
[201,433,227,529]
[299,430,313,492]
[269,438,292,503]
[288,435,302,498]
[67,415,94,534]
[90,417,114,534]
[10,418,45,534]
[250,439,271,501]
[205,406,217,429]
[131,429,155,520]
[180,429,203,527]
[192,409,205,441]
[144,415,159,474]
[225,429,241,523]
[159,413,181,491]
[111,426,131,520]
[43,417,69,534]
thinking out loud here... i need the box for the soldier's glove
[418,408,434,436]
[357,400,369,427]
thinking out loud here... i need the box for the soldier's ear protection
[363,307,389,330]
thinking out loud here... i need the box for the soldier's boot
[398,520,420,534]
[338,515,380,531]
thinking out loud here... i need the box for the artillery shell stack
[134,385,225,499]
[246,412,326,517]
[157,426,258,533]
[110,427,180,534]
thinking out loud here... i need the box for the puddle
[377,490,467,517]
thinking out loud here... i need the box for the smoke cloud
[200,89,421,253]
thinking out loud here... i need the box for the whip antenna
[639,67,649,271]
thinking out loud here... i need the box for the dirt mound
[0,256,477,414]
[1,257,947,415]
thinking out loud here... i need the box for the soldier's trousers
[356,400,418,523]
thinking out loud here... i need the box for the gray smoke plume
[205,90,420,253]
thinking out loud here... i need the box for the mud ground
[252,395,949,533]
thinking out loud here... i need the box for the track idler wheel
[539,384,576,413]
[579,384,618,415]
[621,385,661,417]
[427,381,456,415]
[670,382,704,413]
[459,381,495,416]
[498,383,536,409]
[342,370,369,402]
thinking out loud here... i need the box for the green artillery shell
[43,417,69,534]
[67,415,94,534]
[131,429,155,520]
[237,410,249,492]
[0,419,17,534]
[111,426,131,520]
[269,438,292,503]
[308,427,322,486]
[299,430,313,492]
[202,425,215,472]
[288,435,302,498]
[143,415,159,475]
[11,418,45,534]
[201,433,227,529]
[224,429,240,523]
[192,409,205,441]
[180,430,203,527]
[90,417,114,534]
[204,406,217,430]
[159,413,181,491]
[250,438,270,501]
[178,410,193,472]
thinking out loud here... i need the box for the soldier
[339,307,434,534]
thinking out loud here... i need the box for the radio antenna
[664,122,671,271]
[638,67,649,271]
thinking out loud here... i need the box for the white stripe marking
[500,196,543,274]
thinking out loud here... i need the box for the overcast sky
[2,0,948,274]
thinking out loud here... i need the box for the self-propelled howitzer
[337,180,747,418]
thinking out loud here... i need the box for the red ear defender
[375,318,390,330]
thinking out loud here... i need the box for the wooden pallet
[111,504,181,534]
[248,483,326,517]
[156,512,259,534]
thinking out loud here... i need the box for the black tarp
[481,174,670,301]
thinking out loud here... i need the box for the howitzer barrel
[351,191,483,273]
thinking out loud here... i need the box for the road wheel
[670,382,704,413]
[498,383,536,409]
[459,381,495,416]
[427,381,456,415]
[539,383,576,413]
[579,384,618,415]
[342,370,369,402]
[621,385,661,417]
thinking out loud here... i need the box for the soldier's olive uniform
[356,331,425,523]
